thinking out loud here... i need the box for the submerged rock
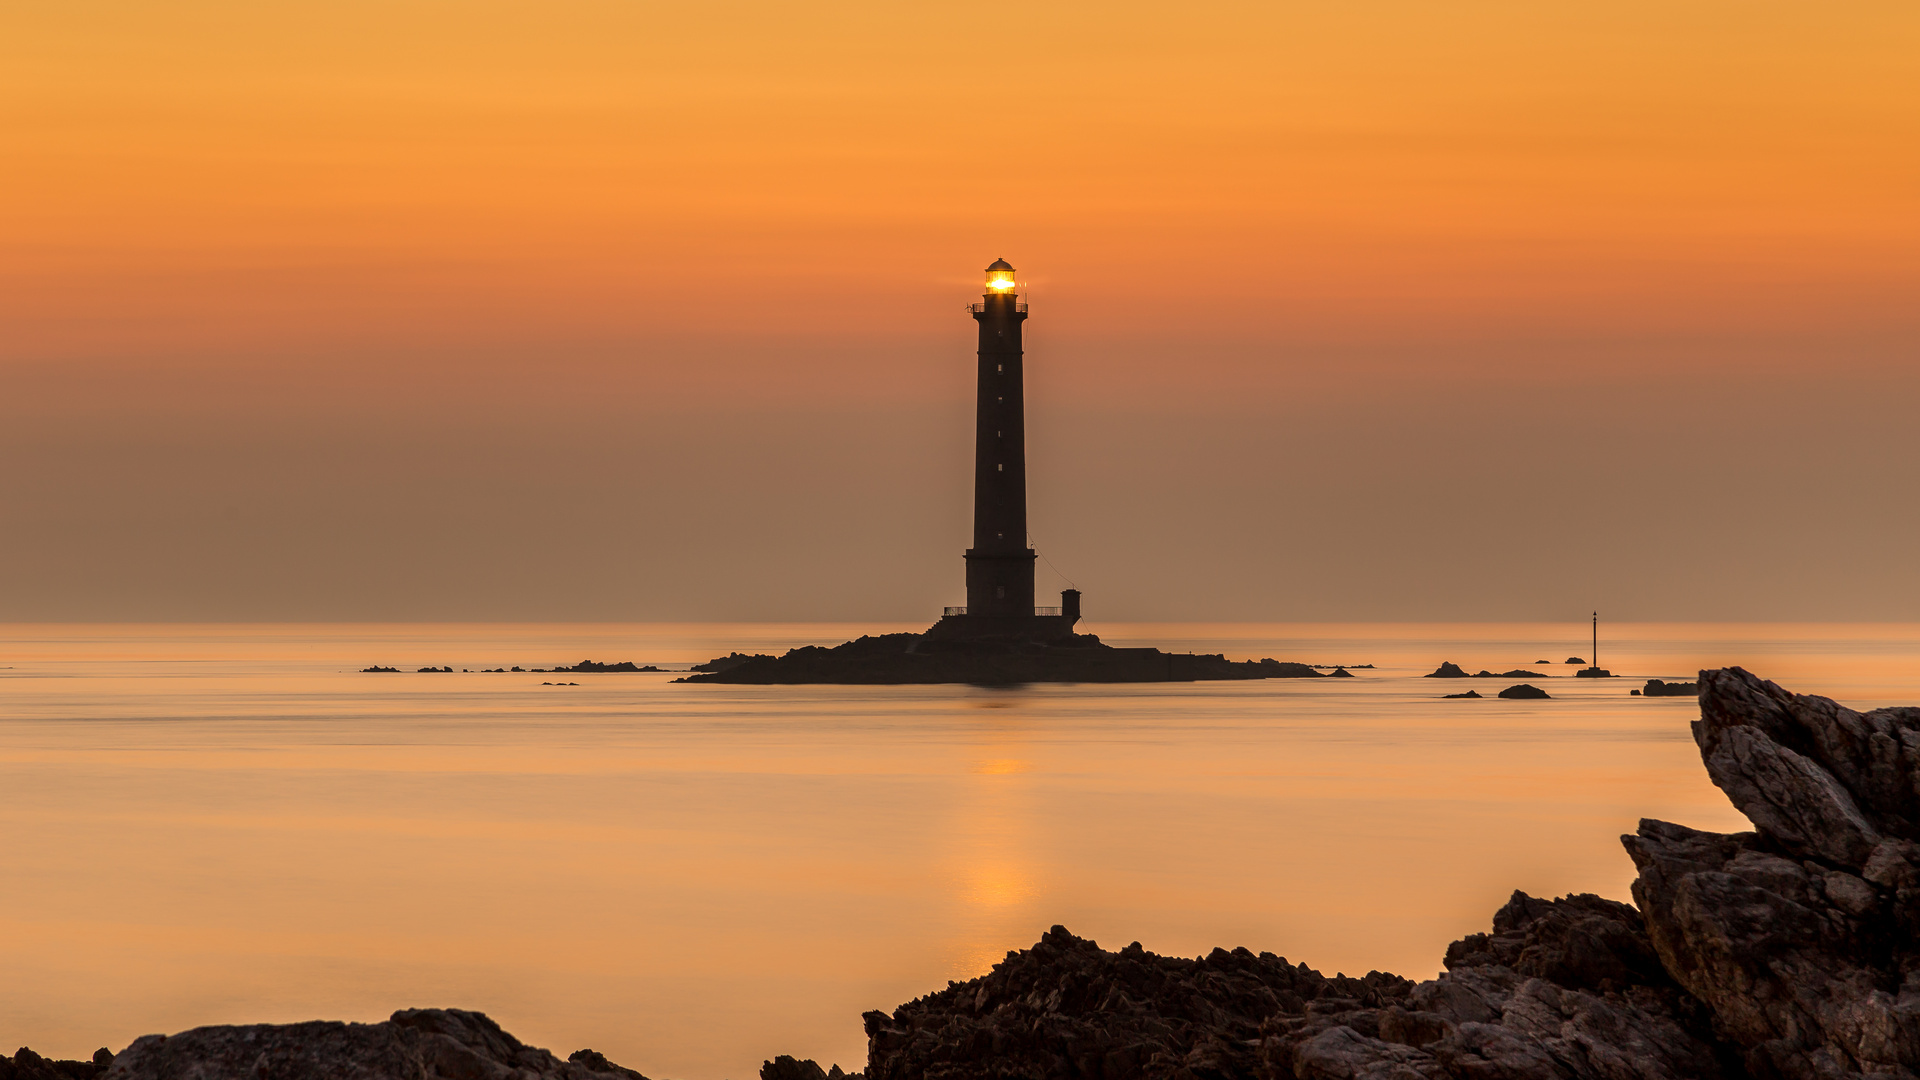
[103,1009,648,1080]
[1444,690,1483,699]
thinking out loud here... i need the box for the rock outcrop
[1640,679,1699,698]
[1,1048,111,1080]
[862,894,1730,1080]
[679,634,1329,685]
[102,1009,648,1080]
[1624,666,1920,1080]
[1499,684,1551,700]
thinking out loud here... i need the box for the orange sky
[6,2,1916,366]
[2,2,1917,620]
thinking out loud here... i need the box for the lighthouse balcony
[942,606,1062,617]
[966,301,1028,314]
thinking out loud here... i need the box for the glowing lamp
[985,259,1017,292]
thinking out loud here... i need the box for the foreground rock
[1625,666,1920,1079]
[103,1009,647,1080]
[863,894,1729,1080]
[1,1048,111,1080]
[678,633,1329,685]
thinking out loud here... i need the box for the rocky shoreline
[20,666,1920,1079]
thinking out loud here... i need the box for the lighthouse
[930,260,1080,641]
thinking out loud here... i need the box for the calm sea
[4,622,1918,1077]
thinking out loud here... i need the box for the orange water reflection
[2,622,1916,1077]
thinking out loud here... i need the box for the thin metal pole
[1592,612,1598,670]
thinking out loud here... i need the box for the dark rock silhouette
[1,1047,110,1079]
[103,1008,647,1080]
[550,660,652,673]
[760,1054,860,1080]
[360,666,399,673]
[1574,667,1614,678]
[1427,663,1548,679]
[862,897,1728,1080]
[1566,657,1585,664]
[679,634,1329,685]
[1498,684,1551,699]
[689,652,777,673]
[415,666,453,673]
[1622,666,1920,1079]
[1640,678,1699,697]
[1535,659,1554,664]
[1330,667,1355,677]
[1444,690,1483,699]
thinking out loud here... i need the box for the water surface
[4,622,1917,1077]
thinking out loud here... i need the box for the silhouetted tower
[966,259,1036,618]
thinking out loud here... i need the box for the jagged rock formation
[860,894,1729,1080]
[862,925,1415,1079]
[678,634,1329,685]
[1,1048,111,1080]
[102,1009,647,1080]
[1625,666,1920,1079]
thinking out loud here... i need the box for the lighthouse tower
[930,260,1080,641]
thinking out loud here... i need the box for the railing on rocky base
[942,606,1063,617]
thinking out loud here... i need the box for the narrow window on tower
[997,364,1002,372]
[997,463,1003,471]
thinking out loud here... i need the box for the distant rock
[1444,690,1483,699]
[1535,659,1553,664]
[1498,684,1551,699]
[761,1055,860,1080]
[680,635,1329,685]
[1640,678,1699,697]
[415,666,453,673]
[1566,657,1585,664]
[1429,663,1547,679]
[553,660,651,673]
[102,1009,648,1080]
[1,1047,111,1079]
[1330,667,1355,677]
[360,666,398,673]
[689,652,778,673]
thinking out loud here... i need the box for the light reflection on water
[2,622,1917,1078]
